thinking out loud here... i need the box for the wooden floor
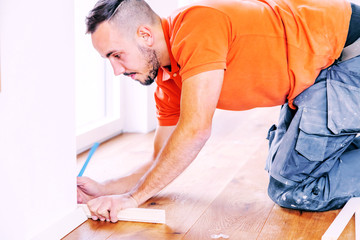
[63,107,355,240]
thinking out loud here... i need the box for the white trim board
[31,207,87,240]
[79,204,166,224]
[322,197,360,240]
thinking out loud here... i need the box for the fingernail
[91,216,98,221]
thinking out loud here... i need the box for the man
[77,0,360,223]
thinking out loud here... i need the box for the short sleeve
[154,73,181,126]
[170,7,231,80]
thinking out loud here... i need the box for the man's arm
[77,125,175,204]
[98,125,176,194]
[131,69,224,203]
[87,69,224,222]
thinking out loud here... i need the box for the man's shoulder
[167,1,234,28]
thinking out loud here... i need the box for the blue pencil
[78,142,100,177]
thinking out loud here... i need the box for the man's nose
[109,59,125,76]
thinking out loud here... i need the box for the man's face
[91,21,159,85]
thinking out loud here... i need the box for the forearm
[102,160,154,195]
[130,124,211,205]
[99,126,174,196]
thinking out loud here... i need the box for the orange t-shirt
[155,0,351,126]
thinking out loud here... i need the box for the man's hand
[77,177,105,204]
[87,194,138,223]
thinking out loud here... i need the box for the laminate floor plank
[76,132,156,182]
[182,139,274,240]
[149,108,279,237]
[64,108,280,240]
[69,107,360,240]
[101,108,278,239]
[258,205,355,239]
[63,220,121,240]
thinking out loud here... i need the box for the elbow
[199,127,212,142]
[186,123,212,144]
[177,116,213,145]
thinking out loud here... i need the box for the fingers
[97,209,110,222]
[88,197,112,222]
[77,176,102,203]
[87,194,137,223]
[77,176,90,186]
[110,206,119,223]
[88,197,105,221]
[77,184,93,204]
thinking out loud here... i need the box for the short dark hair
[86,0,124,34]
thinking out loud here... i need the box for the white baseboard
[31,207,87,240]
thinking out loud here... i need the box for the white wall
[0,0,77,239]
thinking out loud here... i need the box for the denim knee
[267,176,293,208]
[268,176,328,211]
[268,176,350,211]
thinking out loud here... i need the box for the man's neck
[153,21,171,67]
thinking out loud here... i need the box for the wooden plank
[76,132,156,182]
[105,223,180,240]
[90,109,277,239]
[356,209,360,240]
[152,108,279,235]
[95,109,277,240]
[79,204,166,224]
[182,140,274,239]
[62,220,124,240]
[258,205,355,239]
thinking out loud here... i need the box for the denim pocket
[327,79,360,134]
[295,108,330,162]
[282,107,355,182]
[296,132,327,162]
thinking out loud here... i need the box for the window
[74,0,183,153]
[74,0,122,153]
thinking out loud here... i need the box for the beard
[137,45,160,86]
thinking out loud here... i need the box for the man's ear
[137,25,154,47]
